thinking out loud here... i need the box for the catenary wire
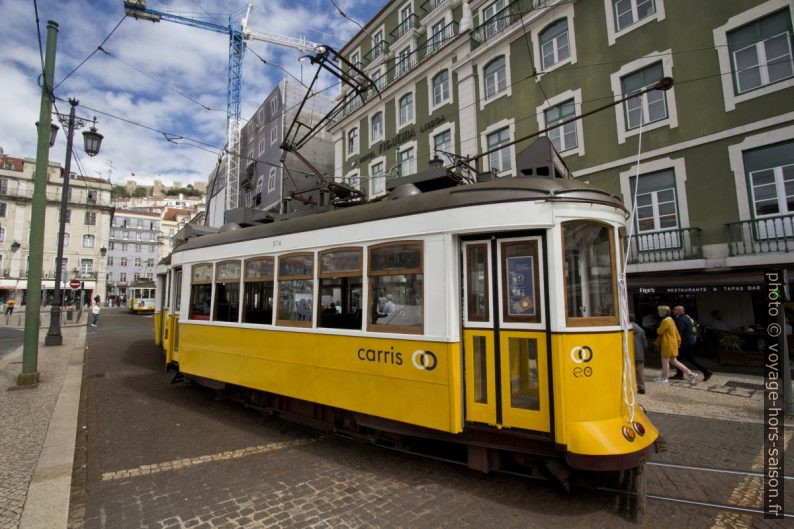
[55,15,126,90]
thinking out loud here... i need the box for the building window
[109,242,114,250]
[562,222,617,325]
[135,257,142,267]
[432,70,450,106]
[483,56,507,99]
[398,146,415,177]
[135,244,142,252]
[368,241,423,333]
[80,258,93,277]
[539,19,570,70]
[545,99,577,152]
[214,261,241,323]
[243,257,274,324]
[371,161,386,197]
[745,141,794,220]
[147,258,155,267]
[483,0,508,39]
[84,212,96,225]
[63,232,70,247]
[630,169,680,249]
[318,248,362,330]
[133,273,140,282]
[189,263,212,320]
[0,227,4,242]
[120,257,128,266]
[0,202,6,218]
[429,20,446,53]
[613,0,656,32]
[259,139,265,155]
[268,167,277,193]
[487,127,512,174]
[0,178,8,194]
[621,62,667,130]
[119,272,127,282]
[371,112,384,142]
[347,127,359,155]
[433,129,452,155]
[271,126,278,145]
[87,190,97,204]
[397,45,413,76]
[62,209,71,223]
[728,9,793,95]
[277,253,314,327]
[350,50,360,68]
[398,92,413,126]
[271,97,278,114]
[168,228,175,236]
[107,257,114,266]
[82,234,95,248]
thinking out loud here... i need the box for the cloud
[0,0,383,188]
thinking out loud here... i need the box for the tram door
[462,237,550,433]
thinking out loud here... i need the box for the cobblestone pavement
[71,312,794,528]
[0,322,84,529]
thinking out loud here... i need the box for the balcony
[426,20,458,56]
[625,227,703,265]
[362,41,388,66]
[470,0,538,51]
[390,13,420,41]
[725,214,794,256]
[421,0,448,16]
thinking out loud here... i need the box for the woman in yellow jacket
[656,305,696,384]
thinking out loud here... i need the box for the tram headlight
[621,425,636,442]
[632,421,646,436]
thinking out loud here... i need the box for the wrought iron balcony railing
[470,0,538,51]
[390,13,420,41]
[426,20,458,56]
[625,227,703,265]
[362,41,388,66]
[725,214,794,256]
[421,0,447,16]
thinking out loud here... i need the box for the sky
[0,0,381,188]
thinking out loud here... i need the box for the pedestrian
[655,305,696,384]
[5,298,15,316]
[672,305,712,381]
[91,301,101,327]
[629,314,647,394]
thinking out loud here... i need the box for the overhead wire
[55,15,127,90]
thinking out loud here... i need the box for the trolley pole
[19,20,58,386]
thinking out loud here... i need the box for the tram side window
[318,248,362,330]
[277,253,314,327]
[368,242,423,333]
[189,263,213,320]
[243,257,274,324]
[562,221,618,325]
[174,269,182,312]
[214,261,241,323]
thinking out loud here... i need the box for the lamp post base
[44,333,63,346]
[17,372,40,386]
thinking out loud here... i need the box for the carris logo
[570,345,593,364]
[411,350,438,371]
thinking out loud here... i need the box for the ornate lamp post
[45,98,103,346]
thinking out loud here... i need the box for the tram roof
[175,178,625,253]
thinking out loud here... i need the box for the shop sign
[638,285,763,295]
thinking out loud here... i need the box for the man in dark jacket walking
[673,305,712,381]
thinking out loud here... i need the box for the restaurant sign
[638,285,763,294]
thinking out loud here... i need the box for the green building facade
[328,0,794,364]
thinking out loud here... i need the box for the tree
[111,185,129,199]
[132,186,148,197]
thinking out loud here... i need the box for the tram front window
[318,248,363,330]
[562,222,618,325]
[368,242,423,333]
[214,261,241,322]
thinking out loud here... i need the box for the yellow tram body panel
[178,323,463,434]
[164,314,178,364]
[154,310,163,347]
[551,331,658,456]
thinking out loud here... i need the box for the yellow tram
[128,284,156,314]
[154,175,659,485]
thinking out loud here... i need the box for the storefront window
[189,263,212,320]
[277,253,314,327]
[318,248,362,330]
[243,257,274,324]
[562,222,618,326]
[368,242,423,333]
[214,261,241,323]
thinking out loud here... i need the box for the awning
[0,279,16,289]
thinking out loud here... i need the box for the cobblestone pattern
[74,313,794,529]
[0,328,79,529]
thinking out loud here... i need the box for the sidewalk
[1,307,85,329]
[0,314,87,529]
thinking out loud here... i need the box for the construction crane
[122,1,321,216]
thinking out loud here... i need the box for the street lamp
[45,97,103,346]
